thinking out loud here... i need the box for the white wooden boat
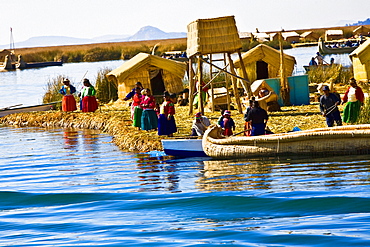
[0,102,60,117]
[161,138,207,157]
[203,125,370,158]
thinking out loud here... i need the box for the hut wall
[117,67,150,100]
[285,36,300,43]
[352,57,369,82]
[162,70,184,94]
[325,34,343,41]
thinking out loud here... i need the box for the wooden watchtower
[186,16,251,115]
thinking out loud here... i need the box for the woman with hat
[191,112,210,136]
[80,78,98,112]
[342,78,365,123]
[319,85,342,127]
[158,91,177,137]
[221,110,235,137]
[59,79,77,112]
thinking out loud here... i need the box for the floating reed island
[0,103,338,153]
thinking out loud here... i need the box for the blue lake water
[1,127,370,246]
[1,47,368,246]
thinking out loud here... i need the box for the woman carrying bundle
[59,79,77,112]
[80,78,98,112]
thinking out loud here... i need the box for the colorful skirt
[223,128,233,137]
[82,96,98,112]
[62,95,77,112]
[132,106,143,128]
[158,114,177,136]
[141,109,158,130]
[342,101,361,123]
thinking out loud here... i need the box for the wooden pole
[237,49,252,98]
[188,56,194,115]
[227,53,243,114]
[209,54,215,112]
[279,32,290,106]
[197,55,204,114]
[224,53,231,111]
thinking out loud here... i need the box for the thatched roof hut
[233,44,296,83]
[325,30,343,41]
[186,16,241,57]
[107,53,186,99]
[0,49,13,62]
[300,31,320,41]
[282,31,300,43]
[353,26,370,36]
[349,39,370,82]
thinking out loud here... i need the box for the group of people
[126,82,177,137]
[59,78,98,112]
[309,52,335,66]
[319,78,365,127]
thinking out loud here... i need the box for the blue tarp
[264,75,310,106]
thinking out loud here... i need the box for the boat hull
[203,125,370,158]
[16,61,63,69]
[161,139,208,157]
[318,39,357,54]
[0,102,59,117]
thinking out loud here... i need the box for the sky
[0,0,369,46]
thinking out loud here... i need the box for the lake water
[1,127,370,246]
[1,47,369,246]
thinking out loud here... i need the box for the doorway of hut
[256,61,269,80]
[149,69,166,100]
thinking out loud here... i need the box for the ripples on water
[1,127,370,246]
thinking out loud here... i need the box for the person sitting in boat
[220,110,235,137]
[79,78,98,112]
[315,52,324,65]
[245,101,269,136]
[345,40,353,47]
[342,78,365,124]
[124,82,143,101]
[319,85,342,127]
[59,79,77,112]
[309,57,317,66]
[191,112,211,136]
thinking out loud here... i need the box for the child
[131,87,143,130]
[222,110,235,136]
[158,91,177,137]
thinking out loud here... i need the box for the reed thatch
[282,31,300,43]
[349,38,370,82]
[106,53,186,99]
[186,16,241,57]
[353,26,370,36]
[203,125,370,158]
[233,44,296,83]
[325,30,343,41]
[300,31,320,41]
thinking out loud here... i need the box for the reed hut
[269,33,279,42]
[0,49,12,61]
[325,30,343,41]
[233,44,296,84]
[353,26,370,36]
[300,31,320,42]
[107,53,186,100]
[252,32,270,42]
[186,15,250,114]
[282,31,300,43]
[349,38,370,82]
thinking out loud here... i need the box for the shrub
[95,67,118,104]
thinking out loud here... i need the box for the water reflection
[197,156,370,192]
[136,155,181,192]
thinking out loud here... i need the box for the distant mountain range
[349,18,370,26]
[0,26,186,49]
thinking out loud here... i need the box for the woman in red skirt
[80,78,98,112]
[59,79,77,112]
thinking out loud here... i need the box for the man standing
[319,85,342,127]
[245,101,268,136]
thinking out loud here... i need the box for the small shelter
[269,33,279,42]
[252,32,270,42]
[186,16,251,114]
[0,49,13,61]
[239,32,252,40]
[282,31,300,43]
[233,44,296,84]
[349,38,370,82]
[353,26,370,36]
[325,30,343,41]
[300,31,320,41]
[107,53,186,100]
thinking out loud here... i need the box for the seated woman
[190,112,210,136]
